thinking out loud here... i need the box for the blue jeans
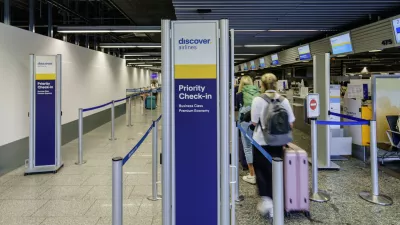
[240,121,253,164]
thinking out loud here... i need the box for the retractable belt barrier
[76,88,162,165]
[310,110,393,206]
[237,123,284,225]
[112,115,162,225]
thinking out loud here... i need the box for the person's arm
[284,99,296,128]
[250,97,262,129]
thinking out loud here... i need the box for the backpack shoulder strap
[278,95,286,102]
[260,94,272,103]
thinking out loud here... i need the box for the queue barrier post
[272,158,284,225]
[359,120,393,206]
[76,108,86,165]
[148,120,162,201]
[230,165,237,225]
[110,100,116,140]
[112,157,123,225]
[234,124,244,202]
[127,96,132,127]
[309,119,330,202]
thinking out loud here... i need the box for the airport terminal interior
[1,0,400,225]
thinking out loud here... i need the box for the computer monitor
[298,44,312,61]
[250,61,255,70]
[391,17,400,46]
[271,54,279,65]
[259,58,265,68]
[151,73,158,79]
[330,32,354,55]
[243,63,248,71]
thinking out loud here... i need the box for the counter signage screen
[151,73,158,79]
[392,18,400,45]
[250,61,255,70]
[330,33,353,55]
[271,54,279,65]
[243,63,248,71]
[259,58,265,68]
[298,45,312,61]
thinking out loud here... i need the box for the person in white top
[250,73,295,218]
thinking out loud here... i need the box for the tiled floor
[237,129,400,225]
[0,97,162,225]
[2,97,400,225]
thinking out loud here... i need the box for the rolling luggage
[145,96,156,110]
[284,148,310,218]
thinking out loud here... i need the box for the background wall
[0,23,151,174]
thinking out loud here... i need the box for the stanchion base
[109,138,117,141]
[310,191,330,202]
[359,191,393,206]
[127,124,133,127]
[235,195,245,202]
[75,160,87,165]
[147,195,162,201]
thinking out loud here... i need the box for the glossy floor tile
[0,100,162,224]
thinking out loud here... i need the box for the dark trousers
[253,145,283,198]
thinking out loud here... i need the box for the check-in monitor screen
[243,63,248,71]
[392,18,400,44]
[271,54,279,65]
[250,61,255,70]
[298,45,312,61]
[259,58,265,68]
[151,73,158,79]
[330,33,353,55]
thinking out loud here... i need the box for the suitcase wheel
[304,211,311,219]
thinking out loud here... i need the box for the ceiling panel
[172,0,400,62]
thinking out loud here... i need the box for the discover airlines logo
[37,62,53,68]
[178,38,211,50]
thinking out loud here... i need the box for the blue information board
[172,21,219,225]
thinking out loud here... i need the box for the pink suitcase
[284,147,310,218]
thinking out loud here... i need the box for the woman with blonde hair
[250,73,295,218]
[236,75,259,184]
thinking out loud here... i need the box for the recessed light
[244,45,280,47]
[268,30,319,32]
[369,50,382,52]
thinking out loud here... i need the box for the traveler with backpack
[250,73,295,218]
[236,76,259,184]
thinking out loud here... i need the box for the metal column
[272,158,284,225]
[48,3,53,37]
[76,108,86,165]
[112,157,123,225]
[161,19,172,225]
[110,101,116,140]
[29,0,35,32]
[309,119,330,202]
[220,19,230,225]
[359,121,393,205]
[4,0,10,25]
[148,120,161,201]
[230,29,244,204]
[313,53,339,169]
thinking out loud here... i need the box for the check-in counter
[292,96,310,134]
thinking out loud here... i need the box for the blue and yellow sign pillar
[26,54,63,175]
[161,20,232,225]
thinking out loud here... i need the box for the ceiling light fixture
[234,54,258,56]
[100,45,161,48]
[58,30,161,33]
[124,54,151,57]
[244,44,281,47]
[235,30,267,32]
[268,29,319,32]
[369,49,382,52]
[126,58,160,61]
[136,65,153,67]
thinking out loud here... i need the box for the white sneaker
[242,174,256,184]
[257,197,273,218]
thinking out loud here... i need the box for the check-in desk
[292,96,310,134]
